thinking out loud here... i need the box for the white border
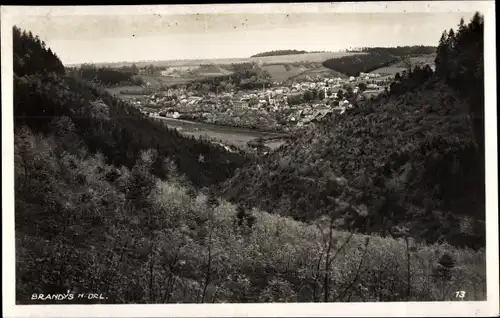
[1,2,498,317]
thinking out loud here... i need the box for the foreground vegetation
[13,12,486,304]
[16,129,486,303]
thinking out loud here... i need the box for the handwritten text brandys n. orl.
[31,290,108,301]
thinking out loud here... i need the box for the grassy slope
[260,64,307,82]
[289,66,348,81]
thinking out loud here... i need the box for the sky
[12,9,477,65]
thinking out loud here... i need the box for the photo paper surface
[1,2,498,317]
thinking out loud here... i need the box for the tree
[358,83,367,92]
[131,63,138,75]
[318,89,326,100]
[345,86,354,98]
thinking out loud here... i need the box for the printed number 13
[455,291,466,299]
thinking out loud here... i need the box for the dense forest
[13,13,487,305]
[347,46,437,56]
[66,63,143,87]
[251,50,309,57]
[322,51,400,77]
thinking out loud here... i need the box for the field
[105,85,146,96]
[289,65,348,81]
[151,116,287,149]
[260,64,307,81]
[371,54,437,77]
[139,75,201,88]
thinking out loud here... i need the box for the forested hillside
[322,51,399,77]
[13,14,487,305]
[251,50,308,57]
[224,13,486,249]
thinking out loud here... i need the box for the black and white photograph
[1,2,498,317]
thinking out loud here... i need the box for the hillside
[223,17,485,250]
[370,54,436,79]
[194,64,234,76]
[260,64,307,82]
[347,46,437,56]
[13,27,247,189]
[323,51,399,77]
[322,46,437,77]
[288,65,347,82]
[251,50,308,58]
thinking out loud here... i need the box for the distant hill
[73,52,361,69]
[251,50,309,58]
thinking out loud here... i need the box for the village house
[233,101,249,110]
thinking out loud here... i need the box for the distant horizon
[62,45,438,67]
[11,9,475,65]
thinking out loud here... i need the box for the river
[150,115,288,149]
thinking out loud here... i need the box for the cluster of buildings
[125,70,392,129]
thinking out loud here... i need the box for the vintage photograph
[1,1,498,317]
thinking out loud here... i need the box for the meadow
[260,64,307,82]
[105,85,146,95]
[370,54,437,77]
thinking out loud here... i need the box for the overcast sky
[13,10,477,65]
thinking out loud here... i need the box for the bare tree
[401,56,413,73]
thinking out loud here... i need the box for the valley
[10,10,489,307]
[150,115,288,150]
